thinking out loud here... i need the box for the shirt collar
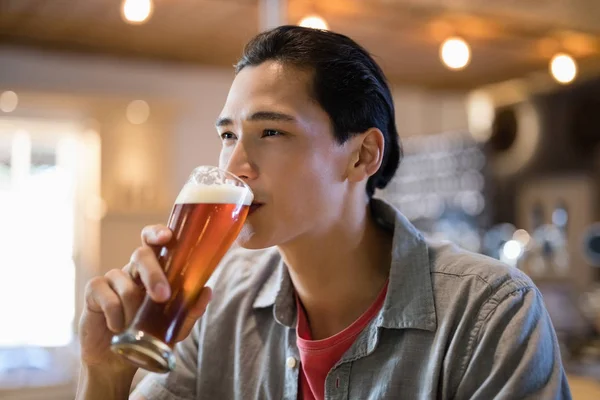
[371,198,436,331]
[252,198,437,332]
[253,256,297,327]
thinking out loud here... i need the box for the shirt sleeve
[130,324,199,400]
[453,286,572,400]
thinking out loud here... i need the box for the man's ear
[346,128,385,184]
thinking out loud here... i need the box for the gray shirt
[134,199,572,399]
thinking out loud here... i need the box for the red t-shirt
[296,281,389,400]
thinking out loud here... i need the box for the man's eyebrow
[248,111,296,122]
[215,111,296,127]
[215,117,233,127]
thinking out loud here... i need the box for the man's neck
[278,200,393,340]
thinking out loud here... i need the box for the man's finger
[141,224,172,246]
[130,246,171,302]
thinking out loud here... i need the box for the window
[0,118,100,393]
[0,130,76,348]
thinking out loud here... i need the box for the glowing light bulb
[440,37,471,70]
[502,240,524,260]
[0,91,18,113]
[121,0,153,25]
[466,91,494,142]
[126,100,150,124]
[550,53,577,84]
[298,15,328,30]
[513,229,531,247]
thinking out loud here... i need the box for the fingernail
[159,229,170,239]
[154,282,170,300]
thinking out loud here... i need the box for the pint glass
[111,166,253,373]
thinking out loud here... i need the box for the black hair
[235,25,402,197]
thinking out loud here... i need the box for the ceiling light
[122,0,153,25]
[298,15,328,30]
[550,53,577,84]
[440,37,471,70]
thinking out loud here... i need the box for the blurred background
[1,0,600,398]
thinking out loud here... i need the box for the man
[76,26,571,399]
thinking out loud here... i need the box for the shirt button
[286,356,297,369]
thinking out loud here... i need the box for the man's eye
[220,132,236,140]
[262,129,282,137]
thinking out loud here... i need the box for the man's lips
[249,202,264,215]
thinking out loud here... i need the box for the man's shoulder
[426,238,536,300]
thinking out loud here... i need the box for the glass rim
[189,165,251,190]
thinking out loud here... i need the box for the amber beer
[111,166,252,373]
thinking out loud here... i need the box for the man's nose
[222,141,257,182]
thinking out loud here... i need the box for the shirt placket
[324,321,382,400]
[283,327,301,400]
[325,362,352,400]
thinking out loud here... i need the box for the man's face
[216,61,353,249]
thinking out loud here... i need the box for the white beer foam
[175,183,253,206]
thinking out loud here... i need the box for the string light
[550,53,577,84]
[440,37,471,70]
[121,0,153,25]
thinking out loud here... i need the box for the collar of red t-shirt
[295,280,389,400]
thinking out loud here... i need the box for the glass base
[110,330,176,374]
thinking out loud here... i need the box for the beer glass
[111,166,253,373]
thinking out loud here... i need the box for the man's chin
[235,225,272,250]
[236,241,270,250]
